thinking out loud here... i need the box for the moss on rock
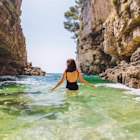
[122,2,130,12]
[111,0,118,6]
[123,16,140,34]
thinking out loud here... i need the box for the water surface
[0,74,140,140]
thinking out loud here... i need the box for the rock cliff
[77,0,140,88]
[0,0,45,76]
[77,0,114,75]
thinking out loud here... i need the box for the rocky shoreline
[21,62,46,76]
[100,48,140,88]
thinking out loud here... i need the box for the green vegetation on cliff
[64,0,85,39]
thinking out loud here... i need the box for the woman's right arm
[50,71,66,91]
[77,70,96,88]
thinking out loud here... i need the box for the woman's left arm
[50,71,66,91]
[78,70,96,88]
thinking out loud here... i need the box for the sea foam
[97,83,140,95]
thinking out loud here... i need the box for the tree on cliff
[64,0,85,39]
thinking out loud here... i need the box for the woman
[50,59,96,91]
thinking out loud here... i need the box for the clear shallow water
[0,74,140,140]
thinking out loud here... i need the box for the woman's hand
[49,88,55,91]
[91,84,96,88]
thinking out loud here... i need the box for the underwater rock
[0,76,18,81]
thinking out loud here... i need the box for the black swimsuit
[66,71,79,90]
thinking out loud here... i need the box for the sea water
[0,74,140,140]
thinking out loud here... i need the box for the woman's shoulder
[76,69,80,73]
[76,69,84,76]
[64,69,80,73]
[65,70,78,73]
[73,69,79,73]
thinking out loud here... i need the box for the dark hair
[66,59,77,72]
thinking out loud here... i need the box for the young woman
[50,59,96,91]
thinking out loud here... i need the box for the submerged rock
[0,76,18,81]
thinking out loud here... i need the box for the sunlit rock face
[103,0,140,61]
[0,0,45,76]
[77,0,113,75]
[0,0,27,75]
[77,0,140,88]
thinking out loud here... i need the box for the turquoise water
[0,74,140,140]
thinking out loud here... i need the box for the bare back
[66,71,78,83]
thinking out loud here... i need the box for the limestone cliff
[77,0,114,75]
[0,0,45,76]
[77,0,140,88]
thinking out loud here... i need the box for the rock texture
[77,0,140,88]
[0,0,45,76]
[100,48,140,88]
[22,62,46,76]
[77,0,114,75]
[103,0,140,62]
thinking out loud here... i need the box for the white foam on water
[134,97,140,102]
[0,76,42,86]
[97,83,140,95]
[27,91,65,106]
[0,76,17,80]
[0,81,37,87]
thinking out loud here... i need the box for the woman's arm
[50,71,66,91]
[78,70,96,88]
